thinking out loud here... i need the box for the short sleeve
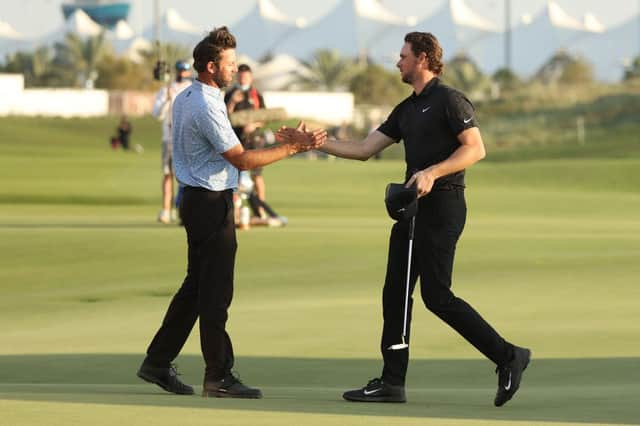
[195,105,241,154]
[377,104,402,143]
[445,91,478,136]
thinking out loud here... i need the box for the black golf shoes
[137,362,194,395]
[202,372,263,399]
[343,378,406,403]
[494,346,532,407]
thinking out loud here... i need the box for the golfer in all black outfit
[280,32,530,406]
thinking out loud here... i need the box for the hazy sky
[2,0,639,38]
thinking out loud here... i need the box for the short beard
[213,74,229,88]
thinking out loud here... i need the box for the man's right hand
[223,121,327,171]
[276,121,327,154]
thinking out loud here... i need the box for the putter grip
[408,215,415,238]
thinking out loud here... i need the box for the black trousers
[381,188,513,385]
[145,187,237,381]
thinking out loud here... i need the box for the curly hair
[193,26,237,73]
[404,32,444,76]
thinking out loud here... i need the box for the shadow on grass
[0,224,168,229]
[0,195,152,206]
[0,354,638,424]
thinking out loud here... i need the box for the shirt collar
[413,77,439,98]
[194,79,223,100]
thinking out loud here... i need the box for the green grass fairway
[1,117,639,425]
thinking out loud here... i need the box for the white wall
[263,91,354,125]
[13,89,109,117]
[0,74,353,123]
[0,73,109,117]
[0,74,24,115]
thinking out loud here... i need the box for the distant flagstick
[153,0,160,48]
[505,0,512,71]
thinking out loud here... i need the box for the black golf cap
[385,183,418,221]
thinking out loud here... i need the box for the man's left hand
[406,167,438,198]
[276,121,327,153]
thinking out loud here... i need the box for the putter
[388,214,416,351]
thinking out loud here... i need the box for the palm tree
[297,49,361,91]
[443,53,492,97]
[624,56,640,81]
[1,46,61,87]
[53,31,110,88]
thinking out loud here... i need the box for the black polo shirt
[377,77,478,188]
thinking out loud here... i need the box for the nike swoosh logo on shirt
[463,117,473,123]
[422,106,431,113]
[363,388,383,395]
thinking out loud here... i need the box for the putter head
[385,183,418,221]
[387,343,409,350]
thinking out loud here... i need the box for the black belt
[434,183,465,191]
[183,186,232,194]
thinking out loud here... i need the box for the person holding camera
[224,64,269,220]
[152,60,193,224]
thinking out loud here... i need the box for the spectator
[224,64,268,219]
[152,60,193,224]
[116,115,132,150]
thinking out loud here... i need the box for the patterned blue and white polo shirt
[172,80,240,191]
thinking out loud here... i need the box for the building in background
[62,0,130,29]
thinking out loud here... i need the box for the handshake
[275,121,327,155]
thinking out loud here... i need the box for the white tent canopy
[510,1,605,77]
[447,0,497,32]
[120,36,152,63]
[0,19,28,59]
[0,20,22,39]
[232,0,305,60]
[252,54,312,90]
[62,9,103,38]
[545,1,586,31]
[572,14,638,81]
[274,0,411,60]
[370,0,497,66]
[422,0,498,55]
[107,19,145,60]
[583,13,606,33]
[110,20,135,40]
[236,54,258,70]
[142,8,203,47]
[29,9,104,52]
[354,0,409,25]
